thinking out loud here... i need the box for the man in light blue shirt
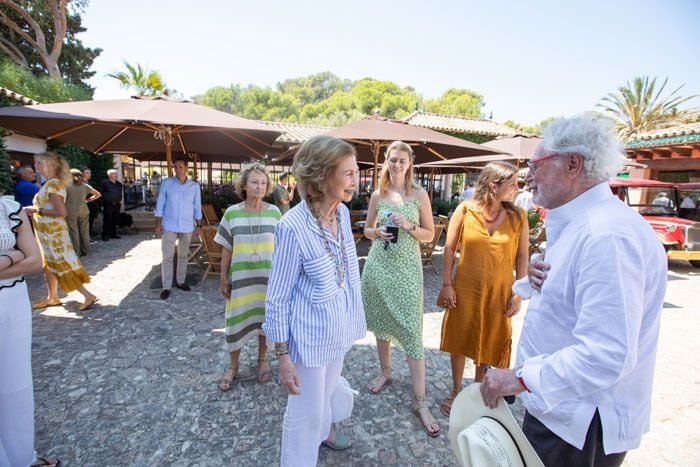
[154,157,202,300]
[479,115,667,467]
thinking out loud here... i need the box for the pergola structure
[625,121,700,182]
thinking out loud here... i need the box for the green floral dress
[362,198,424,359]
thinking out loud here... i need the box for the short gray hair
[107,169,118,176]
[17,165,33,175]
[540,113,624,181]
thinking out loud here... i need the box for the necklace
[242,202,263,262]
[481,208,502,223]
[310,205,348,288]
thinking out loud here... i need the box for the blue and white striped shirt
[263,201,366,367]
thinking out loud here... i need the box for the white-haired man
[480,114,667,466]
[100,169,123,241]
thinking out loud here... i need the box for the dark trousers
[523,410,626,467]
[102,202,120,238]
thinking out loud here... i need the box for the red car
[610,178,700,267]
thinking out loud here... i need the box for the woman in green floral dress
[361,141,439,437]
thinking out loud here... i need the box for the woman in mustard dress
[25,152,98,311]
[437,161,529,416]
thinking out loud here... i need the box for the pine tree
[0,128,14,195]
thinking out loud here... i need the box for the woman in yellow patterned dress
[24,152,98,311]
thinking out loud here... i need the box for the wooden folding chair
[199,226,223,283]
[202,203,220,226]
[188,229,203,265]
[420,223,446,274]
[349,210,367,244]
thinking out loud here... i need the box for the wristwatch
[515,366,530,392]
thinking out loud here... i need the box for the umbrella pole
[166,143,173,177]
[372,143,379,189]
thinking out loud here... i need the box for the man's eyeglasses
[526,153,566,172]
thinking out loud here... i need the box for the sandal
[217,364,238,392]
[321,431,352,450]
[367,365,392,394]
[78,296,99,311]
[32,299,62,310]
[440,387,462,417]
[412,395,440,437]
[257,358,270,383]
[31,458,61,467]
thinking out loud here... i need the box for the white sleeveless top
[0,196,24,288]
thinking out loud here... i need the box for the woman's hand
[277,354,300,395]
[219,279,231,300]
[439,284,457,308]
[374,226,394,242]
[23,206,38,216]
[391,213,407,229]
[504,294,522,317]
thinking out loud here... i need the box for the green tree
[276,71,348,107]
[0,58,91,103]
[192,84,244,114]
[598,76,697,138]
[425,88,483,117]
[503,117,557,136]
[0,0,101,91]
[107,60,168,96]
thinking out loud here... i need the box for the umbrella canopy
[416,153,526,172]
[273,115,502,186]
[482,135,542,160]
[0,96,282,176]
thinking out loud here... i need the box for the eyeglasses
[526,153,566,172]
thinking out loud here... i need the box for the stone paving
[26,233,700,466]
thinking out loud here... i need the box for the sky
[80,0,700,126]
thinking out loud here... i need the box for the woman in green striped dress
[215,163,281,391]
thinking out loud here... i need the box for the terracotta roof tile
[626,121,700,148]
[258,120,333,144]
[402,111,520,137]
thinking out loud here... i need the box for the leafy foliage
[49,142,114,185]
[503,117,556,136]
[0,0,100,90]
[424,88,483,117]
[107,60,168,96]
[0,58,91,103]
[192,72,487,126]
[597,76,697,139]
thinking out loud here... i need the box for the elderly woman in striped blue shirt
[264,135,366,466]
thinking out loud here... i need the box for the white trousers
[280,356,344,467]
[0,282,35,467]
[161,230,192,289]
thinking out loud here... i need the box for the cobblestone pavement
[26,233,699,466]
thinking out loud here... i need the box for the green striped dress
[215,202,281,351]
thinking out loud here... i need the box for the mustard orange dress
[440,204,526,368]
[33,179,90,292]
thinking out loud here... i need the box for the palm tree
[107,61,167,96]
[598,76,696,139]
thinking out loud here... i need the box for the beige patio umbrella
[0,96,282,176]
[273,115,502,187]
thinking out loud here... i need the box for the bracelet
[274,342,289,356]
[1,254,13,267]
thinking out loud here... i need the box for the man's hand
[155,223,163,235]
[528,254,551,292]
[480,368,525,409]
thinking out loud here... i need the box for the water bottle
[384,212,399,249]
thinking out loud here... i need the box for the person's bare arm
[439,204,465,308]
[0,209,42,279]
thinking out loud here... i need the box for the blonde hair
[379,141,419,197]
[70,168,84,185]
[292,135,356,204]
[473,161,518,213]
[35,152,71,186]
[234,162,273,200]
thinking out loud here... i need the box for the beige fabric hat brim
[448,383,544,467]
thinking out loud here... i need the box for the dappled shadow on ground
[28,233,513,465]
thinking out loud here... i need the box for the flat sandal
[217,365,238,392]
[367,365,392,394]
